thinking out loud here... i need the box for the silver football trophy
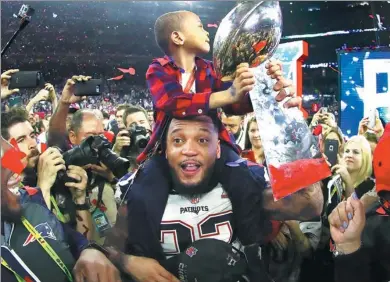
[213,1,331,200]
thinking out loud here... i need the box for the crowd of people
[1,7,389,282]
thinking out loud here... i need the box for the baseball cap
[374,123,390,195]
[161,239,248,282]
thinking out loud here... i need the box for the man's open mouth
[180,161,201,172]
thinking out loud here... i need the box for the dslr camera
[57,135,130,183]
[121,124,151,157]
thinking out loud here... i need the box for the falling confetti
[53,13,58,18]
[207,23,218,28]
[108,75,124,81]
[117,67,136,75]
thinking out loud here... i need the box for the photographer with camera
[48,75,130,245]
[1,106,94,240]
[114,105,152,171]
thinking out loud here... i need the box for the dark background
[1,1,389,95]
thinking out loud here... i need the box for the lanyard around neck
[181,67,196,93]
[50,195,66,223]
[21,216,73,281]
[1,258,25,282]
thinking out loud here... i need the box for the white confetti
[364,52,370,59]
[340,101,348,111]
[13,13,17,18]
[351,106,355,110]
[346,130,351,135]
[345,90,350,96]
[352,57,359,62]
[53,13,57,18]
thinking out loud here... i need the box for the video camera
[57,135,130,183]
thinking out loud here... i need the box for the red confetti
[369,14,374,19]
[108,74,124,81]
[117,67,136,75]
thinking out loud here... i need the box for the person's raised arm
[47,76,90,148]
[263,181,324,221]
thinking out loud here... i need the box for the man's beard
[26,148,40,168]
[170,162,217,197]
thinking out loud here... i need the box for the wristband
[83,241,110,258]
[74,202,90,211]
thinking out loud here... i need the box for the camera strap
[50,195,66,223]
[20,216,73,281]
[90,177,106,214]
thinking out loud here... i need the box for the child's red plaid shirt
[136,56,253,163]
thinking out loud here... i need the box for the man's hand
[124,255,179,282]
[329,193,365,254]
[271,229,289,251]
[84,162,115,183]
[1,69,19,99]
[113,131,131,154]
[60,75,91,105]
[37,148,66,192]
[229,63,255,103]
[32,88,50,103]
[65,165,88,204]
[44,83,57,100]
[266,60,300,109]
[73,248,121,282]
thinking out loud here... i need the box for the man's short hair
[1,107,29,140]
[116,104,131,113]
[154,11,188,54]
[220,112,244,120]
[68,109,98,134]
[123,105,149,127]
[162,115,220,152]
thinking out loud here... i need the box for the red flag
[2,139,26,175]
[40,143,47,153]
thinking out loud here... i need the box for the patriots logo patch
[23,222,57,247]
[185,246,198,257]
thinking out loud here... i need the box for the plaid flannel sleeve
[146,63,213,117]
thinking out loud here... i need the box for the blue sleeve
[62,222,89,259]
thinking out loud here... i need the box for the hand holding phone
[74,79,103,96]
[8,71,44,89]
[1,69,20,99]
[324,139,339,167]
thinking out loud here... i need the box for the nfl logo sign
[190,197,200,204]
[185,246,198,257]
